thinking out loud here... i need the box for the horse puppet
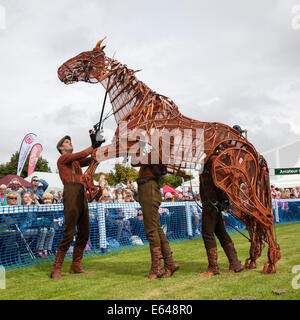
[57,38,281,274]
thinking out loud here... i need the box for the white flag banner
[17,133,37,176]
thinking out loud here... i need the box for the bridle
[62,52,104,83]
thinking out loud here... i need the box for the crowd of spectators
[0,176,63,207]
[3,175,299,263]
[0,176,203,207]
[271,185,300,199]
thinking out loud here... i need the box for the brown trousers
[138,179,168,247]
[58,183,90,252]
[200,172,232,250]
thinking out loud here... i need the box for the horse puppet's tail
[211,146,281,273]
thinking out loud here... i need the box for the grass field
[0,222,300,300]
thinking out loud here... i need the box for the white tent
[182,178,199,193]
[181,139,300,190]
[25,171,64,192]
[262,139,300,188]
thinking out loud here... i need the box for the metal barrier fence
[0,199,299,271]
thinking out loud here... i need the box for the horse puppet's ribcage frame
[210,141,281,273]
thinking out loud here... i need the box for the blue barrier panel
[272,199,300,224]
[0,199,299,271]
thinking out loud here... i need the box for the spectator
[271,185,278,199]
[187,186,195,198]
[124,190,136,203]
[105,207,133,245]
[173,192,180,202]
[279,188,285,199]
[40,193,56,256]
[42,192,55,204]
[113,184,126,202]
[296,186,300,198]
[275,187,281,199]
[0,184,7,206]
[126,180,138,202]
[290,192,296,199]
[128,209,146,241]
[285,188,291,199]
[183,193,190,201]
[0,192,18,264]
[98,175,113,199]
[6,192,18,206]
[6,178,27,205]
[22,192,39,205]
[191,204,201,235]
[56,191,63,204]
[98,191,113,203]
[19,192,55,258]
[278,188,289,211]
[164,192,173,202]
[291,188,297,198]
[27,176,49,203]
[49,189,58,203]
[98,174,107,188]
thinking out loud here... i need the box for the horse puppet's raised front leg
[81,142,128,202]
[82,140,142,202]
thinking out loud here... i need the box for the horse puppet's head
[58,38,111,84]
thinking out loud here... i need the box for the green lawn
[1,223,300,300]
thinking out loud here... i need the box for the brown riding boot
[161,242,179,277]
[147,246,165,279]
[222,242,244,273]
[200,247,220,277]
[50,248,67,279]
[70,247,89,274]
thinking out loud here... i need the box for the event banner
[27,143,43,177]
[17,133,37,176]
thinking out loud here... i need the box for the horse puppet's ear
[94,37,107,50]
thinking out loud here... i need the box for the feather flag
[17,133,37,176]
[27,143,43,177]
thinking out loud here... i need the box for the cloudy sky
[0,0,300,175]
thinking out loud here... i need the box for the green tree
[161,172,195,189]
[94,165,194,188]
[161,174,184,189]
[105,163,138,186]
[0,151,51,179]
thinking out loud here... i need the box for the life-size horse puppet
[57,39,281,274]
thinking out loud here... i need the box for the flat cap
[56,135,71,152]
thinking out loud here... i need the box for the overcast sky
[0,0,300,175]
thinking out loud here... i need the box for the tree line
[1,152,192,188]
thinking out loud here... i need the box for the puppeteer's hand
[89,130,102,149]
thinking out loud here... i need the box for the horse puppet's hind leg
[211,146,281,273]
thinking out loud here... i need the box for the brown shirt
[138,164,164,179]
[57,147,93,185]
